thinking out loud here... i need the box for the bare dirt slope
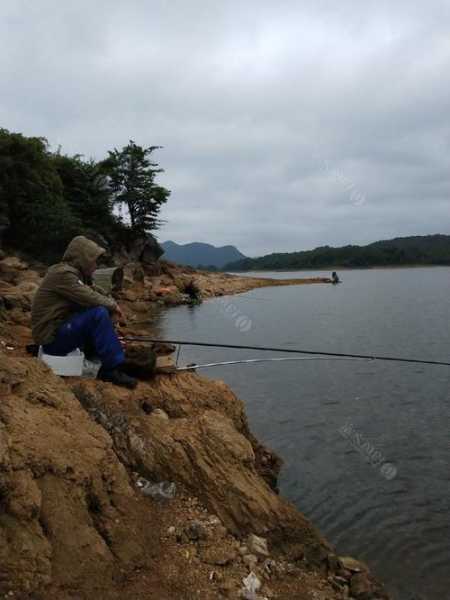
[0,254,389,599]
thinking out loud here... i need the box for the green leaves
[52,153,115,237]
[0,129,81,260]
[103,140,170,234]
[0,130,171,263]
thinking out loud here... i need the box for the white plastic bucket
[38,347,85,377]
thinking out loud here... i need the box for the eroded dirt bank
[0,254,389,599]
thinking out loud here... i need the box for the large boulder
[0,256,29,285]
[115,234,163,266]
[0,258,41,327]
[134,234,164,264]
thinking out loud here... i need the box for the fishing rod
[119,336,450,367]
[176,356,366,371]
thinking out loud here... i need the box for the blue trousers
[43,306,124,370]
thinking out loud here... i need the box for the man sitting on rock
[31,235,137,389]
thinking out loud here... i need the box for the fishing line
[119,336,450,367]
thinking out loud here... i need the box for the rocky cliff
[0,254,389,599]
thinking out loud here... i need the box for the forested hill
[224,235,450,271]
[162,240,246,268]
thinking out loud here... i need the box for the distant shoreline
[222,234,450,272]
[227,263,450,273]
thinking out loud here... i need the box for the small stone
[201,545,237,566]
[0,382,12,395]
[209,570,222,583]
[329,576,346,591]
[305,543,329,566]
[185,520,208,541]
[350,572,372,596]
[239,545,249,556]
[213,525,228,539]
[327,553,341,572]
[152,408,169,420]
[339,556,368,573]
[336,568,352,580]
[263,558,276,575]
[176,532,185,544]
[167,526,176,536]
[140,401,152,415]
[218,580,236,598]
[285,563,300,576]
[243,554,258,570]
[247,533,269,557]
[286,543,305,562]
[342,585,350,599]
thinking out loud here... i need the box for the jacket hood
[62,236,106,277]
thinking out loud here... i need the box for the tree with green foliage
[52,153,118,239]
[0,129,172,263]
[0,129,80,260]
[102,140,170,234]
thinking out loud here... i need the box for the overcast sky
[1,1,449,256]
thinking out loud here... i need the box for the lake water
[153,268,450,600]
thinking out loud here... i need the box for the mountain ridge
[161,240,246,268]
[224,234,450,271]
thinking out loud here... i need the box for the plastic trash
[241,572,261,600]
[241,572,268,600]
[136,477,176,500]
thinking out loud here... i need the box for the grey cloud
[1,0,449,257]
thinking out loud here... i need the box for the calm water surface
[154,268,450,600]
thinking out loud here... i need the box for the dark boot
[97,366,137,389]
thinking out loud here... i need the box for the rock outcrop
[112,233,164,269]
[0,351,389,599]
[0,353,165,598]
[70,375,322,544]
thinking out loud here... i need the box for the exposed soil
[0,254,389,600]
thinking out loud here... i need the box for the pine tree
[103,140,170,234]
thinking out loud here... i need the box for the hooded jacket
[31,236,117,345]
